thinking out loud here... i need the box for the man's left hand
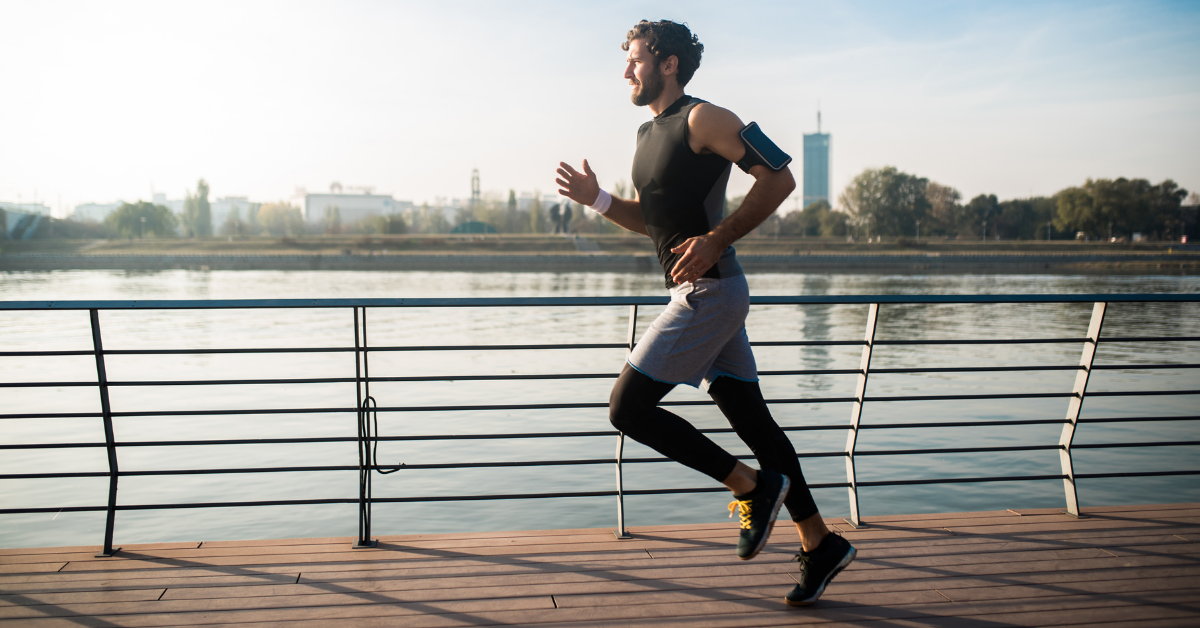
[670,235,724,284]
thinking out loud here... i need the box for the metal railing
[1,294,1198,556]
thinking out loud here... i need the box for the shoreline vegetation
[2,235,1196,274]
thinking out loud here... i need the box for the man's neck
[648,83,686,117]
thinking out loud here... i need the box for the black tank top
[632,95,743,288]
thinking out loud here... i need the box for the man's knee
[609,386,643,433]
[609,364,671,434]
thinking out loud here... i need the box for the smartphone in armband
[739,122,792,171]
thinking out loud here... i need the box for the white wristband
[588,188,612,214]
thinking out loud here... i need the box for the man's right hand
[556,160,601,207]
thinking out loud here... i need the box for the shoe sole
[784,544,857,607]
[739,476,790,561]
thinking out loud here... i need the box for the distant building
[210,197,258,231]
[802,109,830,207]
[152,193,186,216]
[0,201,52,216]
[300,183,412,224]
[517,192,563,211]
[73,202,123,222]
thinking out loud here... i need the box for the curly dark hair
[622,20,704,87]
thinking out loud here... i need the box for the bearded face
[631,61,666,106]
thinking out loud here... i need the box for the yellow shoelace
[728,499,753,530]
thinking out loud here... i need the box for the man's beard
[631,67,665,106]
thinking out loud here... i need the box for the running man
[556,20,855,607]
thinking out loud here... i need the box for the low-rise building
[0,201,52,216]
[299,184,412,225]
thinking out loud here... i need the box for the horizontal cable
[1091,363,1200,370]
[1087,389,1200,397]
[1072,440,1200,449]
[5,293,1199,311]
[857,474,1068,487]
[863,392,1075,402]
[0,350,94,357]
[1078,415,1200,423]
[0,452,850,480]
[0,424,853,451]
[4,391,1194,423]
[874,338,1087,346]
[869,366,1080,374]
[1099,336,1200,343]
[0,482,855,515]
[6,363,1197,389]
[15,470,1200,514]
[861,418,1067,429]
[1075,470,1200,479]
[856,444,1061,456]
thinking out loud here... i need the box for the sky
[1,0,1198,217]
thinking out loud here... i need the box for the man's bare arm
[667,105,796,285]
[556,160,648,236]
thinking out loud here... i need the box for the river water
[1,269,1198,549]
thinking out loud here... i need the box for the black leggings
[608,363,819,522]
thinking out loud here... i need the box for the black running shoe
[785,532,857,607]
[728,469,790,560]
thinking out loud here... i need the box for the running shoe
[785,532,857,607]
[728,469,790,560]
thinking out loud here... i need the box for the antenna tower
[470,169,481,209]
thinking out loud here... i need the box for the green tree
[323,205,341,234]
[964,194,1000,239]
[799,200,831,236]
[376,214,407,234]
[924,182,962,236]
[838,166,930,237]
[1055,178,1187,240]
[219,207,246,236]
[995,196,1057,240]
[182,179,212,237]
[819,208,850,237]
[424,203,449,233]
[105,201,179,238]
[529,192,546,233]
[257,202,305,236]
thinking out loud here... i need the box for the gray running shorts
[627,274,758,389]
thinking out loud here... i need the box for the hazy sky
[2,0,1197,216]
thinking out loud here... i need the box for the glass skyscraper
[802,111,830,207]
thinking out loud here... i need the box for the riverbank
[2,235,1196,274]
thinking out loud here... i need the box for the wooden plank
[930,575,1200,602]
[0,588,165,606]
[0,574,299,595]
[12,588,1194,628]
[3,505,1197,628]
[52,546,658,573]
[0,542,200,558]
[0,562,65,575]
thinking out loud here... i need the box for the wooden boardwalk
[2,503,1198,627]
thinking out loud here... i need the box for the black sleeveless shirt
[632,95,742,288]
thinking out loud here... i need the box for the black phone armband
[736,122,792,173]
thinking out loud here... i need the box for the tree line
[755,166,1191,241]
[82,170,1197,241]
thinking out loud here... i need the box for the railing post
[353,307,377,548]
[844,303,879,529]
[613,304,637,539]
[1060,302,1106,517]
[89,309,121,558]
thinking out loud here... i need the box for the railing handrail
[1,292,1197,553]
[1,292,1199,310]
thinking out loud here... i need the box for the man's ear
[660,54,679,77]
